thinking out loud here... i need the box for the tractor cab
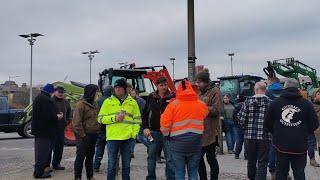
[99,68,148,96]
[218,75,264,103]
[99,65,176,98]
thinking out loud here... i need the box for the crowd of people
[30,71,320,180]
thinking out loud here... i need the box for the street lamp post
[228,53,235,76]
[19,33,44,105]
[188,0,197,83]
[82,50,99,84]
[169,58,176,80]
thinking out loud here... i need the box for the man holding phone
[48,86,71,171]
[98,79,141,180]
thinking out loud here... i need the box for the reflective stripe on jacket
[98,95,141,141]
[160,80,208,137]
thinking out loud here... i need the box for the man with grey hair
[238,82,271,180]
[283,78,300,89]
[265,78,319,180]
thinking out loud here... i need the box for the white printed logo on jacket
[280,105,302,127]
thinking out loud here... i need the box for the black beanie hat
[196,71,211,83]
[114,79,127,90]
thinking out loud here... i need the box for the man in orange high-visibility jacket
[160,80,208,180]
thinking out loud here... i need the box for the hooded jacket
[72,85,100,138]
[160,80,208,152]
[84,84,99,104]
[264,87,319,154]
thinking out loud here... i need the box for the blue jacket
[136,97,146,114]
[266,83,283,100]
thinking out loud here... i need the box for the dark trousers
[74,134,98,179]
[34,137,52,177]
[48,130,65,167]
[268,145,276,173]
[146,131,164,180]
[107,139,134,180]
[307,134,317,159]
[93,130,107,170]
[246,139,270,180]
[163,138,175,180]
[276,151,307,180]
[235,128,246,157]
[198,142,219,180]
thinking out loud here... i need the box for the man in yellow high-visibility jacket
[98,79,141,180]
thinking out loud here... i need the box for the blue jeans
[224,119,238,151]
[93,130,107,170]
[137,127,148,147]
[171,150,202,180]
[146,131,164,180]
[268,144,276,173]
[235,127,245,156]
[107,139,134,180]
[130,139,136,155]
[163,138,175,180]
[308,134,317,159]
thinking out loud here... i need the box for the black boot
[34,172,52,179]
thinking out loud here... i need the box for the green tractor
[263,57,319,97]
[218,75,264,103]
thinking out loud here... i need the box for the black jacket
[233,102,244,127]
[264,87,319,154]
[142,91,175,131]
[31,92,58,138]
[52,96,71,132]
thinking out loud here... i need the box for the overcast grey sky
[1,0,319,85]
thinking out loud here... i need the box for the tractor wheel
[17,130,25,137]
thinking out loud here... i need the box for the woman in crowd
[222,94,237,154]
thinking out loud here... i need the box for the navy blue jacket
[264,88,319,154]
[31,92,58,137]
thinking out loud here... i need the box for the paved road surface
[1,133,320,180]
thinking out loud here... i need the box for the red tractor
[98,64,176,96]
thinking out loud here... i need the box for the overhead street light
[228,53,235,76]
[82,50,100,84]
[169,58,176,81]
[19,33,44,105]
